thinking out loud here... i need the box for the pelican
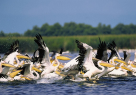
[59,40,86,79]
[0,40,30,76]
[33,33,63,78]
[3,40,20,66]
[107,40,122,63]
[2,40,29,67]
[60,40,115,80]
[0,60,15,81]
[0,61,28,81]
[93,39,133,78]
[107,56,133,77]
[75,40,116,80]
[58,55,80,79]
[6,58,42,81]
[93,38,116,79]
[16,60,40,80]
[103,41,134,77]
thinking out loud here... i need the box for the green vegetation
[1,22,136,53]
[0,22,136,37]
[0,35,136,53]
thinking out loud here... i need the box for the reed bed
[0,35,136,53]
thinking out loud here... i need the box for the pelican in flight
[33,33,68,78]
[75,40,115,80]
[0,40,21,76]
[3,40,20,66]
[107,50,133,77]
[60,40,115,80]
[93,38,117,79]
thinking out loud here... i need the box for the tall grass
[0,35,136,53]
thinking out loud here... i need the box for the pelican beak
[115,62,120,69]
[58,64,64,69]
[114,58,127,65]
[53,63,57,67]
[80,71,84,74]
[20,76,31,80]
[53,63,64,69]
[92,57,100,61]
[14,61,17,64]
[121,66,133,72]
[131,63,136,68]
[50,59,54,63]
[2,63,15,68]
[32,66,42,73]
[9,70,22,78]
[99,62,115,67]
[57,56,71,60]
[115,66,120,69]
[55,70,66,77]
[16,54,30,59]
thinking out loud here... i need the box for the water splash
[37,72,63,84]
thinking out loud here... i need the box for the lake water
[0,52,136,95]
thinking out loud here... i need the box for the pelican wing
[75,40,86,72]
[107,41,118,62]
[3,40,19,60]
[62,56,78,71]
[123,51,131,63]
[34,33,46,48]
[95,38,108,62]
[123,51,127,61]
[34,33,50,64]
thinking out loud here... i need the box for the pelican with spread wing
[34,34,70,78]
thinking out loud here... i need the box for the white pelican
[3,40,20,66]
[5,59,41,81]
[104,41,134,77]
[16,60,40,80]
[93,38,116,79]
[0,60,15,78]
[0,61,26,81]
[50,48,70,65]
[107,41,122,63]
[60,40,115,80]
[1,40,30,76]
[33,34,63,78]
[93,39,133,78]
[107,56,133,77]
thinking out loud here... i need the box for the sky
[0,0,136,34]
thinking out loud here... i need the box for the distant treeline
[0,22,136,37]
[0,35,136,53]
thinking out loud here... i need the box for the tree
[40,23,49,36]
[52,23,62,36]
[0,31,5,37]
[111,23,124,34]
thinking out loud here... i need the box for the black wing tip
[5,39,19,56]
[75,39,79,43]
[107,40,117,50]
[50,51,56,57]
[99,37,102,44]
[96,38,107,60]
[60,48,63,54]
